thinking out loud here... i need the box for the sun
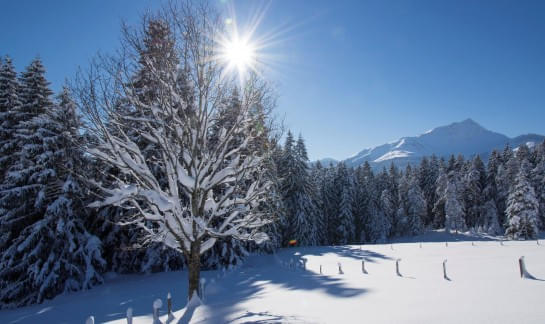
[219,35,257,77]
[214,1,290,82]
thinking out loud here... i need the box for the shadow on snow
[0,245,390,324]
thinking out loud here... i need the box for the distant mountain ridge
[323,119,544,169]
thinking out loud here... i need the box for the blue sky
[1,0,544,160]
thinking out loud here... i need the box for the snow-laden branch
[81,48,274,258]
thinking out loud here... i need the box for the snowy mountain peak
[424,118,490,137]
[344,119,544,168]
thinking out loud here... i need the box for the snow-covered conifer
[0,80,106,307]
[396,167,425,236]
[334,163,355,244]
[417,156,439,226]
[463,155,486,229]
[432,166,448,228]
[310,161,327,245]
[505,161,539,239]
[0,56,21,183]
[444,176,466,233]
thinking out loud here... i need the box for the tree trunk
[188,240,201,300]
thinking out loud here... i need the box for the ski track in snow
[1,231,545,324]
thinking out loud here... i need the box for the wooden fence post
[199,278,206,301]
[362,260,368,274]
[443,259,448,280]
[396,259,402,277]
[126,307,133,324]
[153,299,162,324]
[167,292,173,318]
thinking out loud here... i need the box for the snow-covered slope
[2,231,545,324]
[344,119,544,168]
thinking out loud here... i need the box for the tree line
[276,131,545,246]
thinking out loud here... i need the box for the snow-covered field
[1,231,545,324]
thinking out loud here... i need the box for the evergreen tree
[354,163,371,242]
[505,161,539,239]
[279,133,318,246]
[496,148,518,226]
[417,156,439,226]
[0,58,54,255]
[366,167,391,242]
[481,200,501,235]
[322,164,338,245]
[334,162,355,244]
[481,150,502,234]
[381,164,399,236]
[0,56,21,183]
[463,155,486,229]
[532,156,545,229]
[396,166,425,236]
[310,161,327,245]
[444,176,466,233]
[432,165,448,228]
[0,81,105,307]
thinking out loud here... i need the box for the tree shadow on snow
[229,311,302,323]
[194,247,391,323]
[523,271,545,282]
[284,245,394,263]
[0,271,190,324]
[0,247,387,324]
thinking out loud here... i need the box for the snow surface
[1,231,545,324]
[373,150,412,163]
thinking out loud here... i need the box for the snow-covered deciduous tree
[91,16,186,274]
[78,3,276,299]
[505,161,539,240]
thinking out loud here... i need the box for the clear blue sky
[1,0,544,160]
